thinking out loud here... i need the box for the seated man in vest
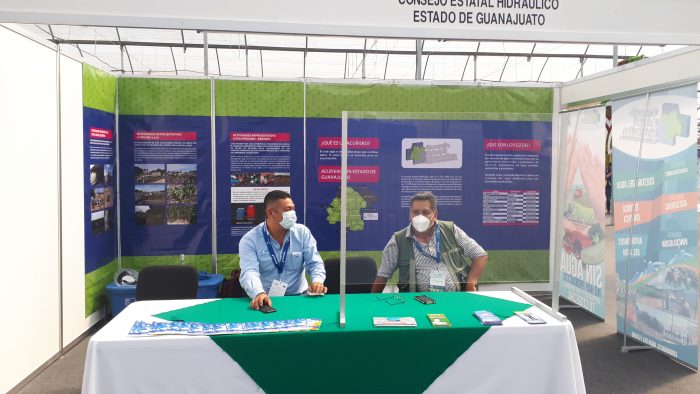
[370,191,487,293]
[239,190,327,310]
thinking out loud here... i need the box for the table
[82,291,585,394]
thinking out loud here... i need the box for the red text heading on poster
[318,137,380,149]
[230,132,290,142]
[483,139,541,151]
[90,128,113,140]
[318,166,380,183]
[135,131,197,141]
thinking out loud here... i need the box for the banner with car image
[559,107,607,319]
[613,84,698,368]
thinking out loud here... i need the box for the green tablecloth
[156,292,529,394]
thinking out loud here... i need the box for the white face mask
[280,210,297,229]
[411,215,431,233]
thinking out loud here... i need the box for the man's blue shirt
[239,222,326,298]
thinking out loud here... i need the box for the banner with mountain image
[559,107,607,319]
[613,84,698,368]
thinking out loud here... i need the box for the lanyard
[262,226,290,274]
[413,227,441,264]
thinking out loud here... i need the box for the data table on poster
[482,190,540,225]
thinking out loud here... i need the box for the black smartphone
[414,295,436,305]
[259,304,277,313]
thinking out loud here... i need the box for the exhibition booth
[1,1,699,392]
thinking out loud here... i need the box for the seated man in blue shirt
[239,190,327,310]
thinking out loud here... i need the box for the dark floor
[16,219,700,393]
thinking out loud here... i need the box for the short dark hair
[264,190,292,209]
[410,191,437,212]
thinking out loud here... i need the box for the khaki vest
[394,220,471,292]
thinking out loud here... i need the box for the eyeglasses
[376,294,405,305]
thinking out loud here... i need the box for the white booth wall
[0,27,102,393]
[60,52,105,349]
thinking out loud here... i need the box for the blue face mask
[280,210,297,229]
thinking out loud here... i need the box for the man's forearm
[466,255,488,289]
[371,276,388,293]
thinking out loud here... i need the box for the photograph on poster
[135,184,166,205]
[167,184,197,204]
[104,209,113,232]
[616,252,698,347]
[135,204,166,225]
[167,204,197,225]
[166,163,197,184]
[104,164,114,185]
[231,203,265,225]
[91,210,105,234]
[103,187,114,209]
[135,164,166,184]
[91,186,106,212]
[89,164,104,186]
[231,172,291,187]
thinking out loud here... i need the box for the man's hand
[250,292,272,310]
[465,282,478,292]
[309,281,327,294]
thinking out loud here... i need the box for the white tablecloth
[82,291,585,394]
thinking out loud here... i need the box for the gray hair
[410,191,438,212]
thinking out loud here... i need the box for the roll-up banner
[559,108,606,319]
[614,84,698,368]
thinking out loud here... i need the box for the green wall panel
[215,80,303,118]
[82,64,116,113]
[307,83,552,120]
[118,78,211,116]
[121,255,213,273]
[85,258,118,316]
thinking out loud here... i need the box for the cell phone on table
[514,311,546,324]
[414,295,436,305]
[259,304,277,313]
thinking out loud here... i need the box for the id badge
[268,279,288,297]
[429,271,446,292]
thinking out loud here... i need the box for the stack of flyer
[128,318,322,336]
[372,317,417,327]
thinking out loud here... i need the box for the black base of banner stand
[558,305,583,310]
[620,345,653,353]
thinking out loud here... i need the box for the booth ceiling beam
[48,38,630,61]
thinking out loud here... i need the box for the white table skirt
[82,292,585,394]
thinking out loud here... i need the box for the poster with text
[215,117,304,255]
[119,116,212,256]
[306,116,551,282]
[559,108,607,319]
[614,85,698,368]
[84,107,117,274]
